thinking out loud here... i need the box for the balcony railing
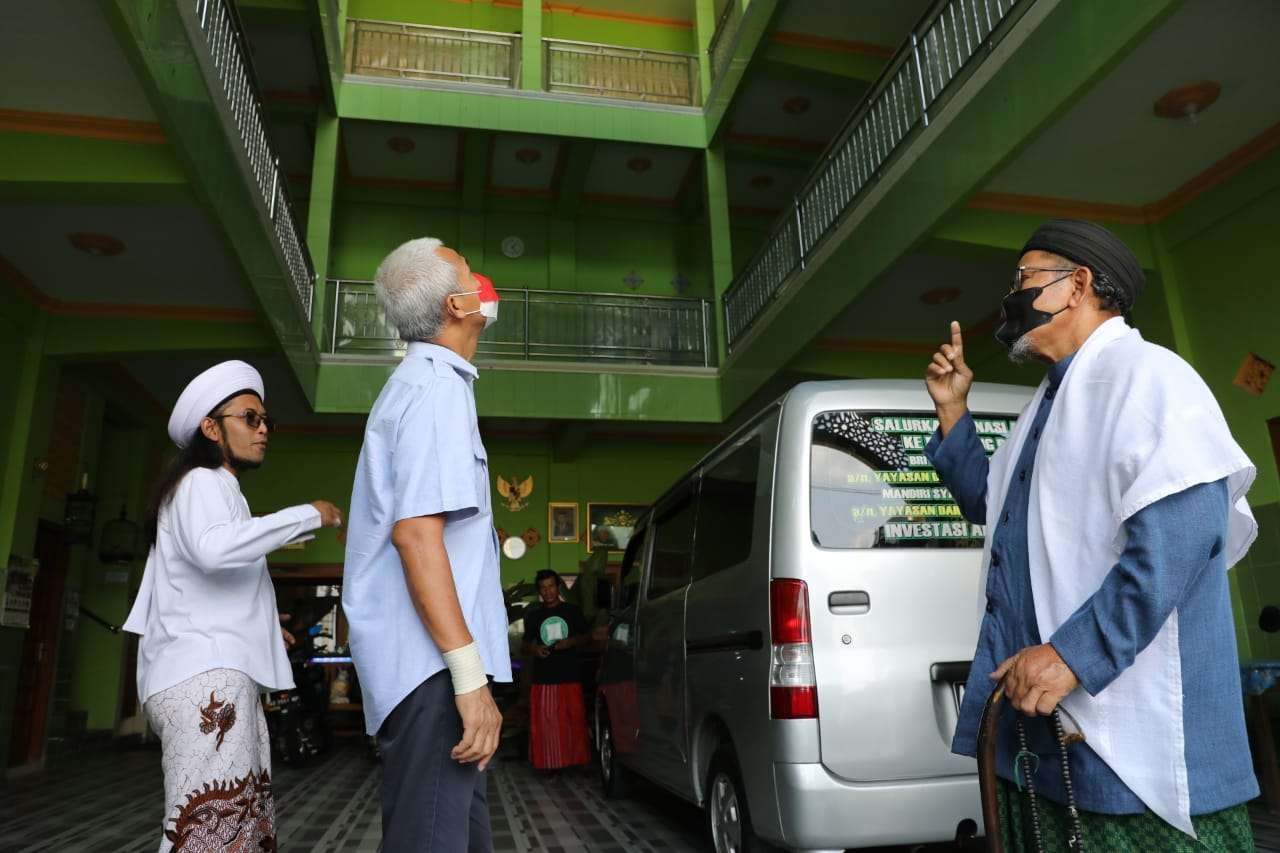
[344,19,522,87]
[707,1,742,81]
[544,39,700,106]
[326,281,714,367]
[723,0,1031,348]
[191,0,315,319]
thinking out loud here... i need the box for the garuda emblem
[496,474,534,511]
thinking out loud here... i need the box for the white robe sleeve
[170,469,322,572]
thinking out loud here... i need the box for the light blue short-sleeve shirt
[342,342,512,736]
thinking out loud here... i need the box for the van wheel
[598,711,627,799]
[707,747,771,853]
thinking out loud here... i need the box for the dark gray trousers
[377,671,492,852]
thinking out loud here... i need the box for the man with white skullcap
[124,360,342,852]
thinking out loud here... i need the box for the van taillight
[770,579,817,719]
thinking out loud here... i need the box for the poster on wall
[1,556,37,629]
[586,503,647,554]
[548,503,579,543]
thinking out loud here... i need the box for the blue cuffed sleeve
[924,413,989,524]
[1050,479,1229,696]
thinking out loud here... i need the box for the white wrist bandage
[442,642,488,695]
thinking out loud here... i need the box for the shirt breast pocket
[473,436,490,513]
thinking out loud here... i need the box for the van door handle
[828,591,870,615]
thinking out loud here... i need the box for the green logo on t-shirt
[540,615,569,645]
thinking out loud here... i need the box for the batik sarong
[144,668,276,852]
[995,779,1253,852]
[529,682,590,770]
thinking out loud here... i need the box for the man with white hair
[343,238,510,850]
[124,360,343,851]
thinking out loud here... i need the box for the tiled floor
[0,737,705,853]
[3,738,1280,852]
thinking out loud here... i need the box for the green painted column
[704,144,733,366]
[460,213,486,264]
[693,0,716,108]
[548,219,576,289]
[308,111,341,347]
[521,0,543,91]
[1147,223,1197,366]
[0,314,47,569]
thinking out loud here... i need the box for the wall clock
[500,235,525,259]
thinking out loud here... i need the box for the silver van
[595,379,1034,852]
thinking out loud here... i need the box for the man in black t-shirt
[521,570,590,769]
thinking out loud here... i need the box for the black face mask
[994,275,1072,349]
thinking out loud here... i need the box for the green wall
[346,0,697,53]
[240,430,714,585]
[1155,154,1280,660]
[330,198,713,298]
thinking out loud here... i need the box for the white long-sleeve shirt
[123,466,322,703]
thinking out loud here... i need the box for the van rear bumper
[771,763,981,849]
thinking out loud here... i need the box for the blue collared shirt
[343,342,513,736]
[926,355,1257,815]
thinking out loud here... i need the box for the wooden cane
[977,686,1006,853]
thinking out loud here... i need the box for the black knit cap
[1021,219,1145,308]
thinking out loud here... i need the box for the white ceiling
[271,122,316,179]
[726,159,808,211]
[583,143,696,200]
[343,121,459,185]
[491,134,562,192]
[774,0,933,47]
[985,0,1280,205]
[822,250,1008,343]
[0,0,157,122]
[242,19,320,94]
[727,74,861,142]
[0,204,254,309]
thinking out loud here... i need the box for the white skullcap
[167,360,265,448]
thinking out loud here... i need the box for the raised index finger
[950,321,964,353]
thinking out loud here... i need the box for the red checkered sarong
[529,682,590,770]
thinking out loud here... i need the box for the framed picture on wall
[586,503,647,553]
[548,502,580,543]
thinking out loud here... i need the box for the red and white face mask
[457,273,500,329]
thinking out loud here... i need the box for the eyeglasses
[213,410,276,433]
[1009,266,1076,295]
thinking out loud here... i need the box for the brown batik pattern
[145,668,277,853]
[198,691,237,751]
[165,768,276,852]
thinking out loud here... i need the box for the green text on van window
[811,410,1016,550]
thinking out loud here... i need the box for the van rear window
[810,410,1015,549]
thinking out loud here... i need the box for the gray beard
[1007,335,1038,364]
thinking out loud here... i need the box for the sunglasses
[213,410,276,433]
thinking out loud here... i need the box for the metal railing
[344,19,522,87]
[723,0,1030,348]
[707,1,742,81]
[192,0,316,319]
[326,281,714,367]
[544,38,700,106]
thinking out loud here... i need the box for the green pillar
[458,213,487,272]
[1147,223,1197,366]
[0,314,47,569]
[307,111,341,347]
[521,0,543,91]
[693,0,716,107]
[549,219,576,289]
[704,144,733,365]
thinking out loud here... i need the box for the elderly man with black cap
[124,360,342,852]
[924,220,1259,848]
